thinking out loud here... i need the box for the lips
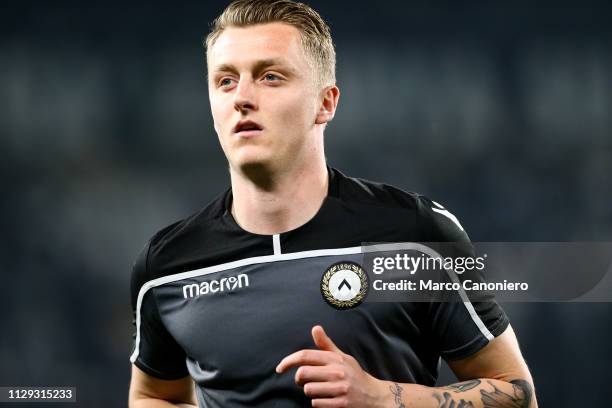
[233,120,263,134]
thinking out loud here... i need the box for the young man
[129,1,537,407]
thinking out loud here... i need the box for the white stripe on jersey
[130,242,492,363]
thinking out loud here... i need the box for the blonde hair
[205,0,336,87]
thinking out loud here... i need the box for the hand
[275,325,385,407]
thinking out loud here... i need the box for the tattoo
[480,379,533,408]
[434,391,475,408]
[444,379,481,393]
[389,382,406,408]
[510,380,533,408]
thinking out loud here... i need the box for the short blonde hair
[205,0,336,87]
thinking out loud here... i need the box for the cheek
[209,94,231,131]
[209,98,232,154]
[275,91,316,131]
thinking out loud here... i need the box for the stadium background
[1,0,610,406]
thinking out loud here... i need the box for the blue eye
[220,78,234,87]
[264,73,279,81]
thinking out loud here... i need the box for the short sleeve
[130,241,190,380]
[417,195,509,361]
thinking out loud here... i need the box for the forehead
[208,22,307,70]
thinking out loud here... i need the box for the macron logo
[182,274,249,299]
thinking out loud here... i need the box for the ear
[315,85,340,125]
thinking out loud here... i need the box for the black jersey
[130,167,508,407]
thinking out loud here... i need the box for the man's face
[208,23,321,174]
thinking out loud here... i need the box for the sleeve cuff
[441,313,510,361]
[133,358,190,381]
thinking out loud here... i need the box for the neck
[229,157,329,235]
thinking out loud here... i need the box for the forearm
[376,378,537,408]
[128,365,197,408]
[129,398,197,408]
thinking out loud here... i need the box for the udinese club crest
[320,262,369,310]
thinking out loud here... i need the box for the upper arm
[447,324,533,384]
[129,364,197,406]
[130,239,190,379]
[417,196,510,360]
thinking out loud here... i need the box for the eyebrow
[211,58,296,77]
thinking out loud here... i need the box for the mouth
[233,120,263,137]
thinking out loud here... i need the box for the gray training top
[130,166,509,407]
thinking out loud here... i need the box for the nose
[233,78,257,113]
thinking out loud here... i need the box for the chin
[233,152,275,174]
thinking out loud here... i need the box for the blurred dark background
[1,0,610,406]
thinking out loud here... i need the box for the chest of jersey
[152,252,437,401]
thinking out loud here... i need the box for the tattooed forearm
[389,382,406,408]
[432,379,534,408]
[480,379,533,408]
[510,380,533,408]
[434,391,475,408]
[444,379,481,393]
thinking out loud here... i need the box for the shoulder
[129,221,180,309]
[415,195,470,243]
[129,190,229,303]
[332,167,421,211]
[332,167,470,242]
